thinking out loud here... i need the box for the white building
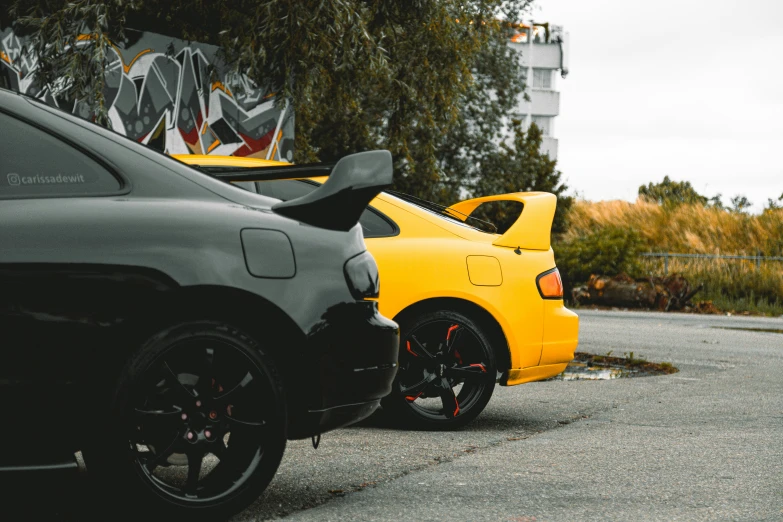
[507,23,569,159]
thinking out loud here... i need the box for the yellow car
[174,154,579,429]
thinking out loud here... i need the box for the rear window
[0,111,122,198]
[383,191,496,234]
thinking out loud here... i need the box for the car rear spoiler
[273,150,393,231]
[206,151,393,232]
[445,192,557,251]
[203,162,336,182]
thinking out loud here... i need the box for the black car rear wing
[198,163,335,182]
[198,151,393,232]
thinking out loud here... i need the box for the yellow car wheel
[382,310,496,430]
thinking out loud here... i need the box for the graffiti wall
[0,28,294,161]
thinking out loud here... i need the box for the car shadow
[2,471,100,521]
[350,406,546,434]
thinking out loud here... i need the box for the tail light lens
[536,268,563,299]
[344,250,380,299]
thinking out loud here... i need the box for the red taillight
[536,268,563,299]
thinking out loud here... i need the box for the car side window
[256,179,398,238]
[358,207,397,238]
[0,112,122,198]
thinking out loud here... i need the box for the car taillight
[344,250,380,300]
[536,268,563,299]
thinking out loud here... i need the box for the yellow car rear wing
[445,192,557,251]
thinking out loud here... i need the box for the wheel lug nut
[196,400,202,408]
[181,413,188,421]
[187,431,194,440]
[209,411,217,420]
[205,430,212,439]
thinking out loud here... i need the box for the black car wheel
[83,321,286,520]
[382,310,496,430]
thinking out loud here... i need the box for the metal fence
[640,252,783,275]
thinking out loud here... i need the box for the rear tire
[381,309,496,430]
[82,321,286,520]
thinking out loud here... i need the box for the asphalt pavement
[243,310,783,521]
[11,310,783,521]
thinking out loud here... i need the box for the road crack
[283,409,602,518]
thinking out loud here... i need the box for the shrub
[554,226,645,292]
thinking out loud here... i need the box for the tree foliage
[638,176,708,207]
[729,194,752,214]
[708,194,725,210]
[8,1,577,220]
[765,193,783,212]
[470,121,573,234]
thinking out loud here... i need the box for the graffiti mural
[0,28,294,161]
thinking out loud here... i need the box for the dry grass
[562,200,783,315]
[565,199,783,256]
[639,257,783,315]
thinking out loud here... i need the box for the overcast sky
[530,0,783,212]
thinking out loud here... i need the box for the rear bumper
[500,300,578,386]
[539,301,579,366]
[502,363,568,386]
[290,400,382,440]
[288,300,399,439]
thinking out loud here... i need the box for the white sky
[531,0,783,212]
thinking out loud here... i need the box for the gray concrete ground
[12,310,783,520]
[240,310,783,521]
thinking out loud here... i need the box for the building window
[531,116,553,136]
[532,68,552,90]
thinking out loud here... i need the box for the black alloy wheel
[83,322,286,520]
[382,310,496,430]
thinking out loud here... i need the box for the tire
[381,309,496,430]
[82,321,287,521]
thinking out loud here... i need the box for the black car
[0,87,399,519]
